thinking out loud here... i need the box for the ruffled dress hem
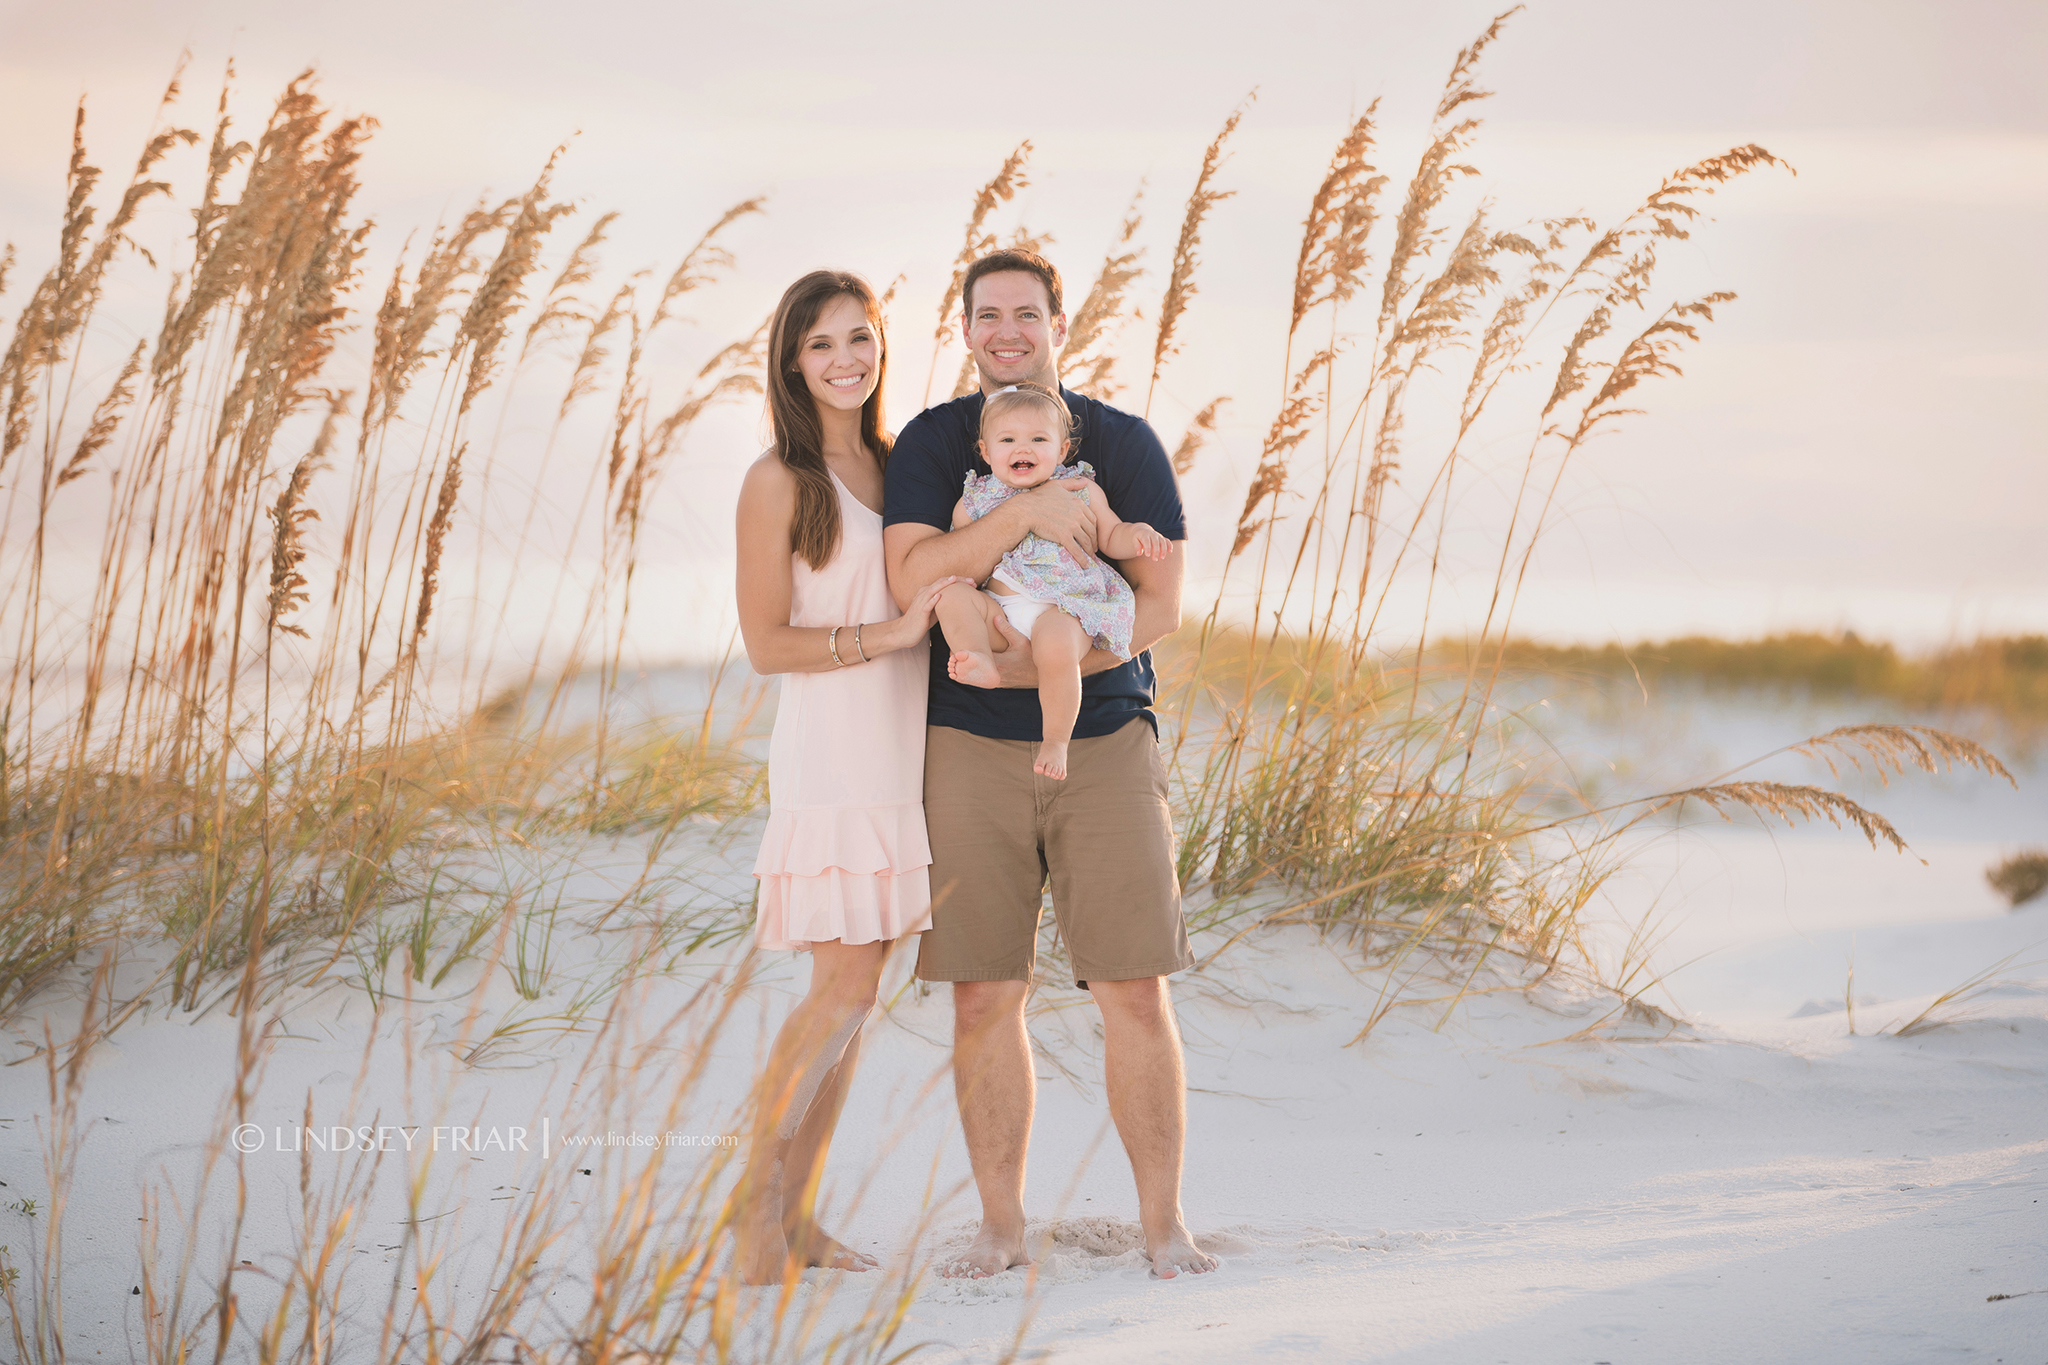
[752,801,933,950]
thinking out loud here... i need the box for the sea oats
[1061,185,1147,400]
[266,391,347,639]
[648,197,766,336]
[559,280,635,422]
[1147,93,1253,416]
[456,145,577,414]
[1667,781,1908,855]
[413,442,464,648]
[57,338,146,488]
[1171,397,1229,477]
[924,142,1031,405]
[518,209,619,365]
[1292,105,1386,335]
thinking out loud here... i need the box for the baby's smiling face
[980,410,1069,491]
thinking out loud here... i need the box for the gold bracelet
[828,625,845,667]
[854,622,869,663]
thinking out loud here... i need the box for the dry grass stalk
[412,442,464,649]
[1666,781,1909,854]
[456,147,577,414]
[518,209,619,364]
[360,198,510,440]
[614,370,762,535]
[1171,396,1228,475]
[56,338,145,487]
[561,279,635,420]
[1230,350,1329,557]
[1786,723,2014,788]
[649,197,766,337]
[266,391,347,639]
[1060,186,1147,399]
[1146,93,1253,416]
[1291,104,1386,333]
[924,141,1031,405]
[1891,950,2029,1036]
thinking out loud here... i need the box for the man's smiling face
[962,270,1067,391]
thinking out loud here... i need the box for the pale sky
[3,0,2043,655]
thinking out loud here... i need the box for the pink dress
[752,470,934,949]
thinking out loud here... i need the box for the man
[882,248,1216,1280]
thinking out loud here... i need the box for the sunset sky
[2,0,2042,654]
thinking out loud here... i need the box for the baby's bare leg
[939,583,1003,689]
[1031,612,1090,781]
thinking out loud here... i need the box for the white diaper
[985,569,1055,636]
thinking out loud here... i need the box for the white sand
[4,698,2044,1362]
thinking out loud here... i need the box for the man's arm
[981,540,1184,688]
[884,480,1101,611]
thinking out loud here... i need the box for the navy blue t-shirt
[884,386,1186,742]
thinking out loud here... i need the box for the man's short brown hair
[962,249,1063,320]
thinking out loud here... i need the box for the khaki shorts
[917,717,1193,987]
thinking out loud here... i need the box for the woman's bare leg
[734,939,887,1283]
[1031,612,1089,779]
[939,582,1005,689]
[780,1023,876,1268]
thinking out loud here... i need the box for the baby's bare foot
[948,650,1000,688]
[1034,740,1068,780]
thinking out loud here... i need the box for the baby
[937,383,1170,780]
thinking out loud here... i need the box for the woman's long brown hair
[765,271,892,570]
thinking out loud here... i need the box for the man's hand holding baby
[1012,478,1100,567]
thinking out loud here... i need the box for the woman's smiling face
[980,408,1068,490]
[797,293,880,414]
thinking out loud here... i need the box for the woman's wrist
[868,616,916,656]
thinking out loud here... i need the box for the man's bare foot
[937,1222,1031,1278]
[1033,740,1068,780]
[797,1225,879,1272]
[948,650,1000,689]
[1146,1222,1220,1279]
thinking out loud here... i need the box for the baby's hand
[1127,523,1171,560]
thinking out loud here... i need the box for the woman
[732,270,960,1283]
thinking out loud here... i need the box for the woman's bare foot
[736,1196,795,1285]
[1145,1221,1220,1279]
[797,1225,879,1272]
[948,650,1000,688]
[938,1222,1031,1278]
[1034,740,1068,780]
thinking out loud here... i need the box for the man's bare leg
[1089,975,1217,1278]
[1029,612,1088,780]
[938,582,1003,689]
[942,978,1034,1277]
[734,940,886,1283]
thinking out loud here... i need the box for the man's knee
[953,979,1029,1035]
[1088,975,1172,1026]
